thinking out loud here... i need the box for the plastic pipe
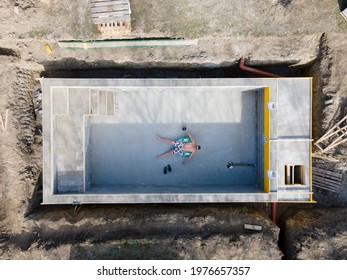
[271,202,277,223]
[239,58,283,78]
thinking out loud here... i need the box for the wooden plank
[0,109,9,132]
[93,16,130,24]
[91,0,129,3]
[315,115,347,147]
[312,173,342,182]
[312,179,340,190]
[92,10,130,19]
[312,175,341,186]
[313,181,340,193]
[244,224,262,231]
[312,177,341,189]
[91,5,129,13]
[314,186,339,193]
[313,184,340,192]
[319,125,347,140]
[312,167,343,178]
[312,167,343,179]
[312,181,340,190]
[325,137,347,152]
[92,3,128,10]
[91,0,129,8]
[313,183,340,193]
[342,9,347,21]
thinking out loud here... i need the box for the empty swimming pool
[42,78,313,204]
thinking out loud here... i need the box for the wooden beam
[91,5,129,13]
[0,109,8,132]
[313,181,340,192]
[312,167,343,179]
[93,16,130,24]
[91,0,129,8]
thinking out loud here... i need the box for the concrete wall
[42,78,312,204]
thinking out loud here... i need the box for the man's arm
[186,129,196,143]
[184,151,195,165]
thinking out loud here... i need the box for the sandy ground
[0,0,347,260]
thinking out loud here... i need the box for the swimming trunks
[173,137,191,157]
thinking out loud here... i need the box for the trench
[41,59,305,79]
[30,58,311,212]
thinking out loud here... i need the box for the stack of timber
[90,0,131,38]
[312,167,343,193]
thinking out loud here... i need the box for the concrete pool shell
[42,78,313,204]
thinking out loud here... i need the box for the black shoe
[167,164,172,172]
[163,166,167,174]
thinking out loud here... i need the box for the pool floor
[86,88,258,192]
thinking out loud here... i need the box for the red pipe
[239,57,283,78]
[271,202,277,224]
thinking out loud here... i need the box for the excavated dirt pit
[24,60,309,259]
[1,42,346,260]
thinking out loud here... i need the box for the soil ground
[1,0,347,260]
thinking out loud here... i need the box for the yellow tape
[263,87,271,193]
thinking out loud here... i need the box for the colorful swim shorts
[172,137,191,157]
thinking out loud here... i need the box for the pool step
[90,89,119,116]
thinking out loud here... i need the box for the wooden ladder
[314,115,347,152]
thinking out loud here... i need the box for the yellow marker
[45,44,52,54]
[263,86,271,193]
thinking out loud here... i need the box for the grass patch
[28,29,49,39]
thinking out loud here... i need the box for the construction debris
[0,109,9,132]
[58,39,198,49]
[244,224,263,231]
[314,114,347,153]
[312,167,343,194]
[44,44,52,54]
[341,8,347,21]
[90,0,131,38]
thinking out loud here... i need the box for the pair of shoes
[163,164,172,174]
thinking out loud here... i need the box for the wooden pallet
[312,167,343,193]
[90,0,131,37]
[314,115,347,153]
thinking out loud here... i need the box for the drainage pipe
[239,57,283,78]
[239,57,281,223]
[271,202,277,223]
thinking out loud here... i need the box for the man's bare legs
[156,150,174,159]
[156,136,175,145]
[156,136,175,159]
